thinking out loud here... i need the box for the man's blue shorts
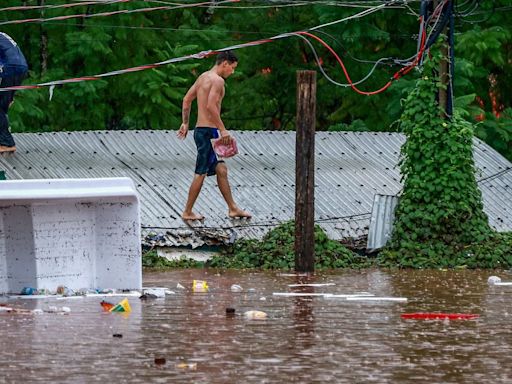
[193,127,224,176]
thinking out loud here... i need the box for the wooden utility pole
[433,0,454,118]
[38,0,48,75]
[295,71,316,273]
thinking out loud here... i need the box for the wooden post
[295,70,316,273]
[434,0,453,118]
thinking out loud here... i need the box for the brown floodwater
[1,268,512,383]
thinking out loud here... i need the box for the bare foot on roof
[182,212,205,221]
[0,145,16,153]
[228,208,252,219]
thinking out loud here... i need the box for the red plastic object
[212,137,239,158]
[100,300,114,312]
[401,313,479,320]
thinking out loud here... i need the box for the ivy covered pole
[380,55,492,268]
[433,0,455,118]
[295,70,316,273]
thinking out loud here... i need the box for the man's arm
[177,82,198,139]
[207,77,232,144]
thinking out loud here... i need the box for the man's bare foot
[0,145,16,153]
[182,212,205,221]
[228,208,252,219]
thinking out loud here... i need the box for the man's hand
[177,123,189,140]
[219,129,233,145]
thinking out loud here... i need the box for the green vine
[379,53,512,268]
[209,221,371,270]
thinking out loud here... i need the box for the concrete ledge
[0,177,142,294]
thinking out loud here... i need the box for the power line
[0,0,237,26]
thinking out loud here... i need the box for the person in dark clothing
[0,32,28,153]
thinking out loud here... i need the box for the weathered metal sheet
[367,194,399,252]
[0,131,510,247]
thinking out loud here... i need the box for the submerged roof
[1,130,511,247]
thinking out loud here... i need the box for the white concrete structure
[0,178,141,294]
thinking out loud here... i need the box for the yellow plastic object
[192,280,209,292]
[109,298,132,313]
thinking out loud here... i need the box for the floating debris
[488,276,512,286]
[244,310,268,320]
[192,280,208,293]
[401,313,479,320]
[346,297,407,302]
[109,298,132,313]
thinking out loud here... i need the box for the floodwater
[1,268,512,383]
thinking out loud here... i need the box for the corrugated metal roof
[367,194,399,252]
[0,131,510,247]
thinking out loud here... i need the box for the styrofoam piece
[493,282,512,286]
[142,286,171,290]
[345,297,407,302]
[323,293,375,298]
[56,296,84,300]
[84,291,141,297]
[277,273,310,277]
[8,295,58,300]
[0,178,142,294]
[288,283,336,287]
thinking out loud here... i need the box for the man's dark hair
[216,50,238,65]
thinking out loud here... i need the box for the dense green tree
[2,1,510,159]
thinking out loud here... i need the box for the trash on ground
[0,305,59,315]
[244,310,268,320]
[176,283,185,290]
[226,307,236,318]
[56,286,74,296]
[46,306,71,314]
[109,298,132,313]
[140,288,166,299]
[85,291,141,298]
[113,334,123,338]
[175,362,197,370]
[101,301,115,311]
[192,280,208,293]
[21,287,37,295]
[273,292,330,297]
[346,296,407,302]
[288,283,336,287]
[154,357,166,365]
[230,284,243,292]
[487,276,512,286]
[401,313,479,320]
[323,293,375,298]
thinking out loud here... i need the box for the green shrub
[208,221,371,270]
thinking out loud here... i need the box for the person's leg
[0,74,23,150]
[182,173,207,220]
[0,94,15,149]
[216,162,252,218]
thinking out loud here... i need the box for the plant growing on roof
[378,50,512,268]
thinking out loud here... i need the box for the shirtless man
[177,50,251,221]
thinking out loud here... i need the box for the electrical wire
[1,1,431,96]
[0,0,238,26]
[0,0,131,12]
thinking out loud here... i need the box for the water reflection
[1,269,512,383]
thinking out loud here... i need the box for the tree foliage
[1,1,511,159]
